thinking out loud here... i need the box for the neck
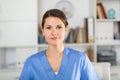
[46,44,65,72]
[46,44,64,56]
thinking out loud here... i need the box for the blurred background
[0,0,120,80]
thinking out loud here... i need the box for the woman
[19,9,99,80]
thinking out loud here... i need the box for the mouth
[50,37,58,40]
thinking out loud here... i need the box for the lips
[50,37,58,40]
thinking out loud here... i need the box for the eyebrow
[44,24,63,27]
[44,25,51,27]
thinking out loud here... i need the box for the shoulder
[64,47,88,63]
[65,47,86,57]
[24,49,46,65]
[65,47,91,69]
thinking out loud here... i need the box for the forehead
[45,17,63,24]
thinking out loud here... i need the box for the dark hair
[41,9,68,29]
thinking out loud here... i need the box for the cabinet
[95,0,120,80]
[0,0,37,21]
[0,22,37,47]
[0,0,37,47]
[0,0,120,80]
[0,0,38,79]
[0,69,21,80]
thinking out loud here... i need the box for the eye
[45,26,51,29]
[57,25,62,29]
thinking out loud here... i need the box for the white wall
[38,0,91,28]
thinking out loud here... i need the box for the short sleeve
[19,58,33,80]
[80,53,99,80]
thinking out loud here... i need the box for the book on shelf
[76,28,83,43]
[76,26,87,43]
[66,27,84,43]
[82,19,88,43]
[85,17,94,43]
[97,2,107,19]
[114,22,120,40]
[66,17,94,43]
[65,17,94,43]
[74,26,80,43]
[65,28,75,43]
[86,48,94,62]
[38,24,46,44]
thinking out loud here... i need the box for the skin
[42,16,68,72]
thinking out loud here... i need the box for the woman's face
[42,17,68,46]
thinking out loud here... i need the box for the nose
[51,28,57,35]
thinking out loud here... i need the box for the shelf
[37,43,95,53]
[97,0,120,1]
[95,42,120,46]
[37,43,95,47]
[97,19,120,22]
[0,45,37,48]
[37,44,48,47]
[96,0,120,20]
[0,68,22,72]
[65,43,95,47]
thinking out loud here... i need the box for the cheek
[43,30,50,35]
[44,32,50,37]
[42,31,49,38]
[60,31,66,37]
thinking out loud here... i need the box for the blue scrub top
[19,47,99,80]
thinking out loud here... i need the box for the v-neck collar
[40,47,69,80]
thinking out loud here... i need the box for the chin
[50,43,59,46]
[49,42,62,46]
